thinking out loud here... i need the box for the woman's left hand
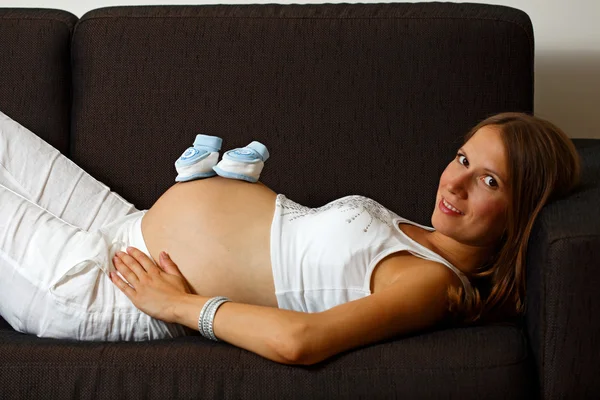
[110,247,192,323]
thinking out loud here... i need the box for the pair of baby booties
[174,134,269,183]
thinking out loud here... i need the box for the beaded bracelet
[197,296,231,341]
[199,296,224,338]
[197,297,215,337]
[205,297,230,341]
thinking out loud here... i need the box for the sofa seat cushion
[0,324,535,398]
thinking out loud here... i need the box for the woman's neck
[400,223,494,274]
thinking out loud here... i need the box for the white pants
[0,111,187,341]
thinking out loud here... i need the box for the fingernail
[126,246,133,252]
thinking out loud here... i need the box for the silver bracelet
[201,300,217,338]
[205,297,230,341]
[197,297,216,337]
[203,297,230,341]
[198,296,231,341]
[202,297,222,337]
[199,296,221,337]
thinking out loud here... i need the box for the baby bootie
[213,141,270,183]
[175,134,223,182]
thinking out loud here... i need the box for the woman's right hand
[111,247,193,323]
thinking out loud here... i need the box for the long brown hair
[446,112,581,325]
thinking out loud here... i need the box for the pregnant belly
[140,177,279,307]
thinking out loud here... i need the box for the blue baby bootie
[175,134,223,182]
[213,141,270,183]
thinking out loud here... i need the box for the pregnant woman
[0,111,580,365]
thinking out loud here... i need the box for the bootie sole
[212,164,262,183]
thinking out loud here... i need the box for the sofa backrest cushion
[70,4,533,222]
[0,9,77,154]
[0,8,77,332]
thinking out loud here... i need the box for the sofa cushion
[0,9,77,154]
[0,7,77,333]
[70,3,534,222]
[0,323,535,398]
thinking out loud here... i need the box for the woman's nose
[446,173,468,199]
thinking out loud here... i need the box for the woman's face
[431,125,510,247]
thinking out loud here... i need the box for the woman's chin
[431,213,467,242]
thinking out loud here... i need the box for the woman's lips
[439,197,464,215]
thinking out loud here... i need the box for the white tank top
[269,194,474,313]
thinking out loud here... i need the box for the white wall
[2,0,599,139]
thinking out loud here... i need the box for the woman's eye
[456,153,498,188]
[484,176,498,188]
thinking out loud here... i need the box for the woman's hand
[110,247,192,323]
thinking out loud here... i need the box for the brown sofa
[1,3,599,399]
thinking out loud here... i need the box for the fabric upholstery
[70,3,534,219]
[0,8,76,154]
[526,139,600,399]
[0,324,535,399]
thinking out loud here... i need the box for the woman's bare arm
[112,247,308,364]
[113,247,453,365]
[173,294,312,364]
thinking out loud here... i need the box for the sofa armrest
[525,139,600,399]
